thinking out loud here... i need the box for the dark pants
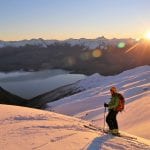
[106,109,118,130]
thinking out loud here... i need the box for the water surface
[0,69,86,99]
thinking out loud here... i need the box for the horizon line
[0,36,138,42]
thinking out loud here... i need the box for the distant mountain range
[0,37,135,49]
[0,37,150,75]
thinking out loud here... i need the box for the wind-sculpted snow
[47,65,150,139]
[0,104,150,150]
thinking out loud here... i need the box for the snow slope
[0,104,150,150]
[47,65,150,139]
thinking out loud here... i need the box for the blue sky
[1,0,150,40]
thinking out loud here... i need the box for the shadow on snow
[87,134,114,150]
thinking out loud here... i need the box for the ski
[83,124,104,132]
[83,124,137,140]
[111,133,137,140]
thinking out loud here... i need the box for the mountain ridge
[0,38,149,75]
[0,37,136,49]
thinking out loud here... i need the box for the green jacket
[108,93,119,110]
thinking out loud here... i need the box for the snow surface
[0,104,150,150]
[47,65,150,140]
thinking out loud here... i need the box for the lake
[0,69,86,99]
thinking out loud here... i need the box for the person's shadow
[87,134,114,150]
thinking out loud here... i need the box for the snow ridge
[47,65,150,140]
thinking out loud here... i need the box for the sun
[144,31,150,40]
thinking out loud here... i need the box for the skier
[104,86,125,135]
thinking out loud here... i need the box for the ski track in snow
[0,104,150,150]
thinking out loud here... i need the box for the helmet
[110,86,117,93]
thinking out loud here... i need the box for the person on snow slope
[104,86,125,135]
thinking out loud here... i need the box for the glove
[104,103,108,107]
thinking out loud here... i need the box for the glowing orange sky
[1,0,150,41]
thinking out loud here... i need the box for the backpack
[116,93,125,112]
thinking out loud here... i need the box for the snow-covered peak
[0,37,136,49]
[75,73,104,90]
[0,38,57,48]
[63,37,136,49]
[62,36,108,49]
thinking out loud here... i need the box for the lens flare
[135,38,140,42]
[145,31,150,40]
[125,42,139,53]
[80,52,91,61]
[117,42,126,48]
[92,49,102,58]
[64,57,76,66]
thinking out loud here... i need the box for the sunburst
[144,31,150,40]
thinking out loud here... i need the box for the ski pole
[103,106,106,131]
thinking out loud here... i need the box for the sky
[1,0,150,41]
